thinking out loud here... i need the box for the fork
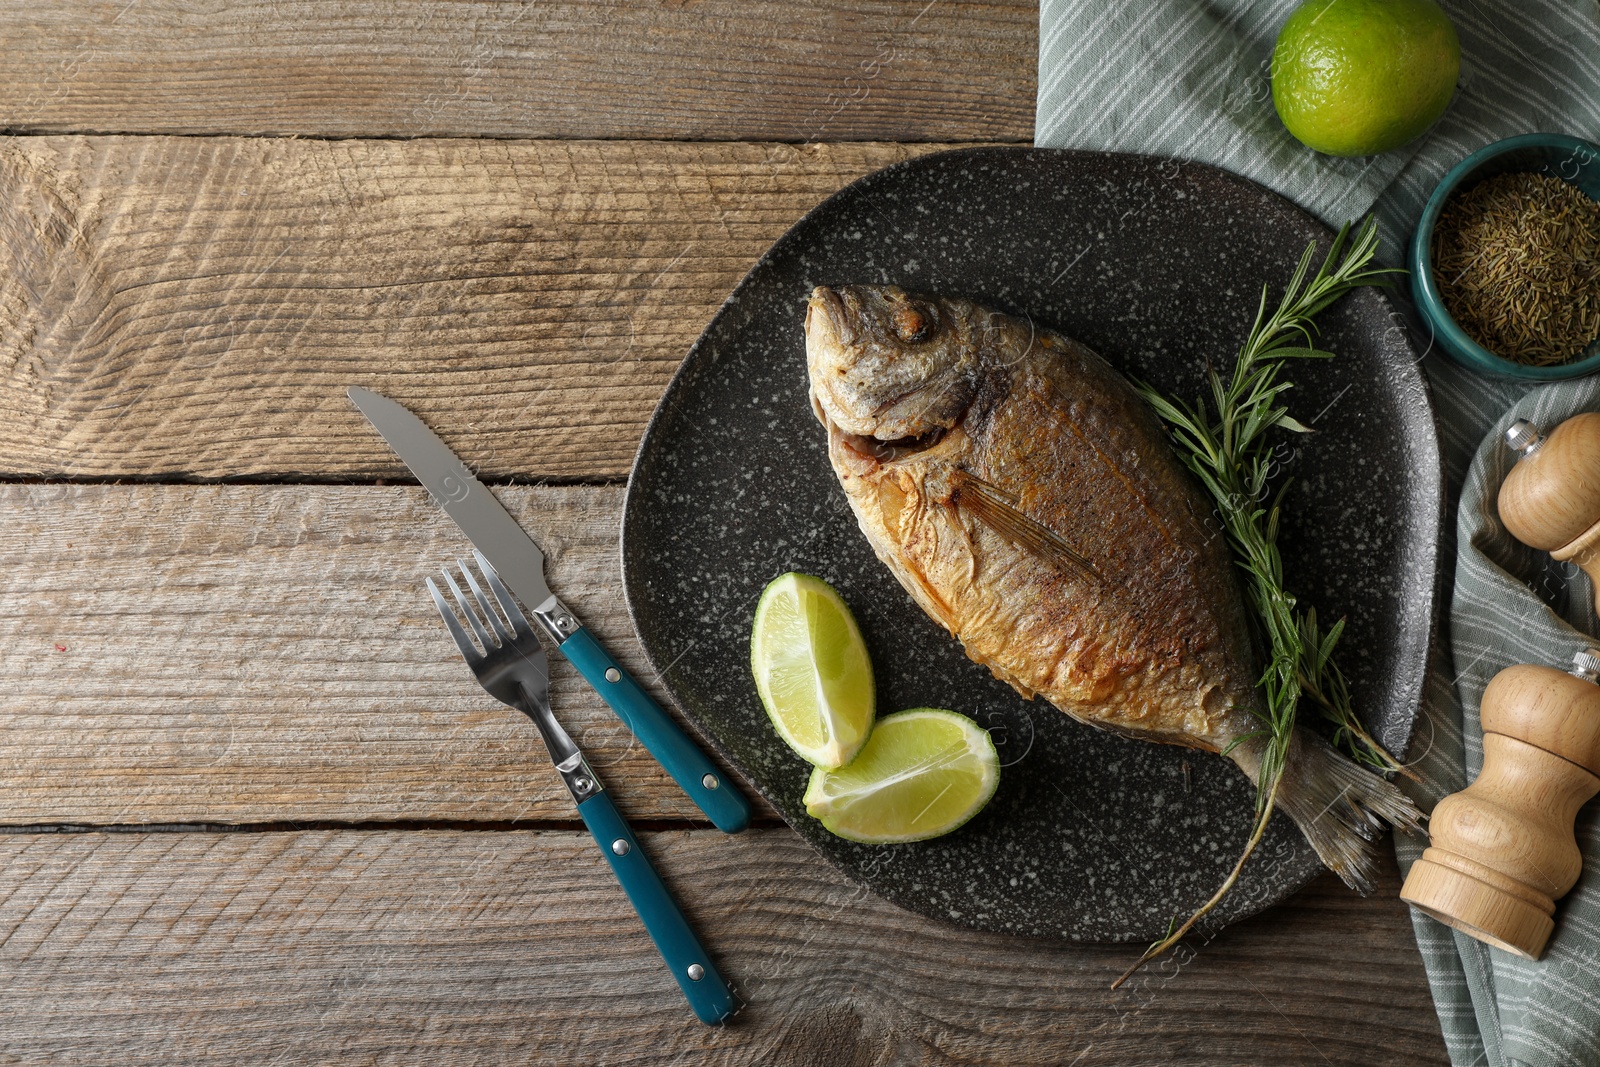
[428,551,735,1025]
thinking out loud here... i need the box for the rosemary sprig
[1298,606,1406,776]
[1112,218,1401,989]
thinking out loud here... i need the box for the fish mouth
[820,404,951,466]
[845,425,949,463]
[807,285,855,347]
[812,372,969,466]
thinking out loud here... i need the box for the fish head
[806,284,981,453]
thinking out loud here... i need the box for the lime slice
[750,572,874,769]
[803,708,999,843]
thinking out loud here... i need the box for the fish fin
[1231,729,1423,894]
[952,472,1103,584]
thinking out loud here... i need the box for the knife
[349,386,751,833]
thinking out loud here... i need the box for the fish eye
[892,302,936,343]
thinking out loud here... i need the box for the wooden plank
[0,135,951,480]
[0,481,786,824]
[0,829,1445,1065]
[0,1,1035,141]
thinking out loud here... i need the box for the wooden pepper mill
[1400,649,1600,958]
[1499,414,1600,612]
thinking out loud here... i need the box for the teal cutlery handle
[561,627,751,833]
[577,790,735,1024]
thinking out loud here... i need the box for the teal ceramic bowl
[1411,132,1600,380]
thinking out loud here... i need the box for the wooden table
[0,4,1449,1063]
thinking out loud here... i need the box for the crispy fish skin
[805,284,1420,891]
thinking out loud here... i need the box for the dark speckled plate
[620,148,1440,942]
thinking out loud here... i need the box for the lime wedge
[750,572,874,769]
[803,708,999,843]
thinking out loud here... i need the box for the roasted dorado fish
[804,283,1420,890]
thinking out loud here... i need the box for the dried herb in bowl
[1433,171,1600,366]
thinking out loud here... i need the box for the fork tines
[426,551,532,661]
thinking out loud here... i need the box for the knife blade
[349,386,751,833]
[349,388,553,610]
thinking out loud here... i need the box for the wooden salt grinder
[1400,649,1600,958]
[1499,414,1600,613]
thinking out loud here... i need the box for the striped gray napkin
[1037,3,1600,1065]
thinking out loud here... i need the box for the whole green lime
[1272,0,1460,157]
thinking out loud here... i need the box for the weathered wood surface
[0,1,1035,142]
[0,481,788,824]
[0,829,1444,1066]
[0,135,950,480]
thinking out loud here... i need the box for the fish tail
[1232,729,1423,894]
